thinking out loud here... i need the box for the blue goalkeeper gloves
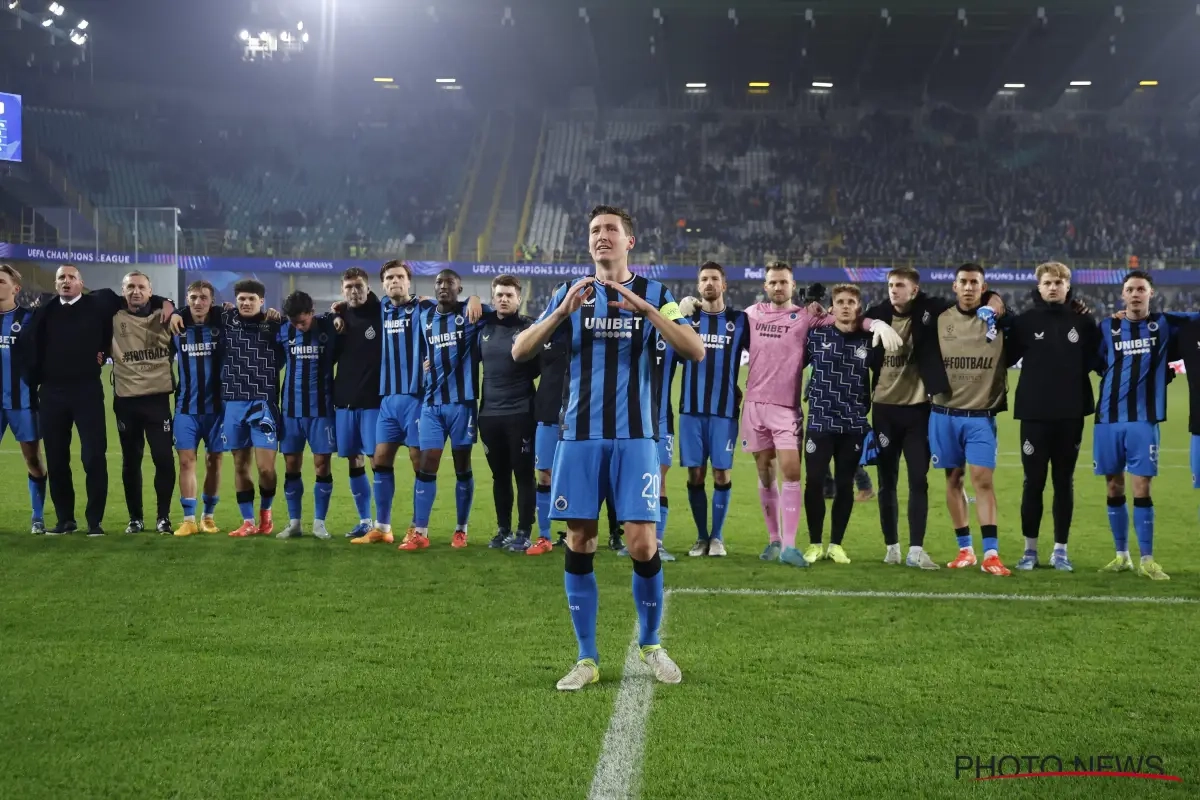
[976,306,998,342]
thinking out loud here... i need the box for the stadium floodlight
[6,1,16,9]
[75,18,86,29]
[373,77,394,82]
[280,31,290,42]
[40,17,51,26]
[1003,82,1025,89]
[685,82,707,88]
[301,32,309,42]
[68,30,85,45]
[238,29,249,41]
[435,77,457,83]
[48,1,63,16]
[812,81,833,88]
[748,81,770,88]
[1139,80,1158,86]
[1070,80,1091,86]
[297,21,303,30]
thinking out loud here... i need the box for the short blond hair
[0,264,21,285]
[1035,261,1071,282]
[831,283,861,301]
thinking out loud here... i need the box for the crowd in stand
[529,111,1200,269]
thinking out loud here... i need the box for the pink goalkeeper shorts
[740,401,802,453]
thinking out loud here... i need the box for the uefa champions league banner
[0,241,1186,284]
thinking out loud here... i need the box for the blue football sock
[313,475,333,522]
[413,471,437,528]
[656,497,669,545]
[631,553,665,648]
[1107,496,1129,551]
[955,526,972,549]
[564,547,599,663]
[202,494,219,516]
[236,489,255,522]
[687,483,708,540]
[28,475,46,521]
[259,488,275,512]
[455,471,474,529]
[536,484,552,539]
[1133,498,1154,557]
[981,524,998,554]
[180,496,197,519]
[373,467,395,525]
[284,473,303,520]
[349,467,372,520]
[711,482,731,541]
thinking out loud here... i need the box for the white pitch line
[587,610,666,800]
[667,587,1200,605]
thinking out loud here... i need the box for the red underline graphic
[975,771,1182,782]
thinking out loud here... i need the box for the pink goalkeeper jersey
[744,303,875,408]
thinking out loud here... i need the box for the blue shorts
[1191,435,1200,489]
[377,394,422,447]
[549,438,660,523]
[174,412,224,453]
[535,421,560,471]
[0,408,38,443]
[418,402,477,451]
[282,416,337,455]
[1093,421,1159,478]
[657,432,674,468]
[223,400,281,451]
[679,413,739,471]
[335,408,380,458]
[928,411,997,470]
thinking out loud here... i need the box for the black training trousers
[40,380,108,529]
[479,413,536,533]
[803,431,863,546]
[114,393,176,522]
[872,403,931,547]
[1019,419,1084,545]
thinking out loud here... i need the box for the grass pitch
[2,374,1199,799]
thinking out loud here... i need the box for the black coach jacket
[1005,288,1101,421]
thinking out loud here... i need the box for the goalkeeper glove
[976,306,998,342]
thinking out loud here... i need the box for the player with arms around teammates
[171,280,226,537]
[0,264,48,533]
[277,291,340,540]
[512,205,705,691]
[1094,270,1198,580]
[675,262,749,557]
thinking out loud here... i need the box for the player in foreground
[1094,271,1197,579]
[742,263,901,567]
[171,281,225,536]
[675,263,748,557]
[801,284,873,564]
[277,292,338,539]
[402,269,491,549]
[1005,262,1099,571]
[333,268,382,538]
[925,264,1010,575]
[512,205,705,691]
[0,264,47,533]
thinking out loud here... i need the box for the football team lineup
[5,206,1200,798]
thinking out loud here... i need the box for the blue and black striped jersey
[1096,313,1199,424]
[539,276,686,441]
[174,317,223,415]
[381,296,433,397]
[651,332,678,436]
[420,301,492,406]
[678,308,749,419]
[280,314,338,418]
[0,307,34,410]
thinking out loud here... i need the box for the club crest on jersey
[319,333,328,343]
[922,311,931,325]
[805,439,816,453]
[1148,321,1159,332]
[726,321,736,332]
[854,346,868,360]
[656,339,666,350]
[9,321,20,333]
[789,313,798,320]
[455,315,464,325]
[1067,327,1079,343]
[364,326,377,340]
[554,495,569,511]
